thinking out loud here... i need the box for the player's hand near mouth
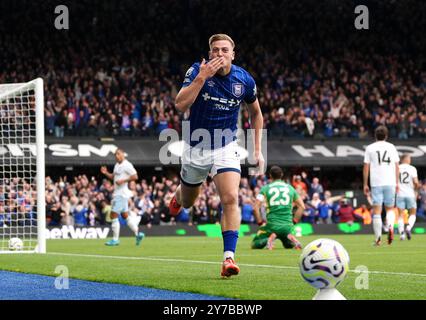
[198,57,225,80]
[175,57,224,113]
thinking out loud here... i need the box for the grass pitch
[0,234,425,300]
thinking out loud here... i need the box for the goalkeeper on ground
[252,166,304,250]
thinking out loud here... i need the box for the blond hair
[209,34,235,50]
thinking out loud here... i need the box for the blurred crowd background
[0,0,425,228]
[1,0,425,140]
[1,173,426,227]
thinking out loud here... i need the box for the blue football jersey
[181,62,257,149]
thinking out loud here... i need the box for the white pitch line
[48,252,426,278]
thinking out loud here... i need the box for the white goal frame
[0,78,46,254]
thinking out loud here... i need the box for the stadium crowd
[1,1,426,228]
[1,0,425,140]
[2,172,426,228]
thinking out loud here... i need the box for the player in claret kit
[101,149,145,246]
[396,154,420,240]
[168,34,265,278]
[363,126,400,246]
[251,166,305,250]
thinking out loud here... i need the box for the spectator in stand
[418,180,426,218]
[317,194,336,224]
[302,204,317,224]
[292,175,308,194]
[241,196,255,224]
[309,178,324,199]
[354,204,372,225]
[323,190,344,223]
[309,192,322,223]
[87,202,100,226]
[336,199,356,224]
[0,1,423,140]
[142,111,155,136]
[55,110,67,138]
[137,196,154,226]
[151,199,171,225]
[191,199,209,225]
[45,109,56,135]
[60,196,73,225]
[419,114,426,138]
[101,201,112,224]
[4,167,419,229]
[0,201,7,227]
[73,204,88,227]
[45,194,55,226]
[176,208,190,223]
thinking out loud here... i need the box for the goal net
[0,78,46,254]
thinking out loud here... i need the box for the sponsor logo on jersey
[201,92,241,110]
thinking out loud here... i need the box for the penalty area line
[47,252,426,278]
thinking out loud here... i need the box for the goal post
[0,78,46,254]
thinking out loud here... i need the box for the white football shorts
[180,141,241,186]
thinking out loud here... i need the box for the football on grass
[8,238,24,251]
[299,238,350,289]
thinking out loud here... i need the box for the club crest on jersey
[232,83,244,98]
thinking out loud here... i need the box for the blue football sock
[222,230,239,254]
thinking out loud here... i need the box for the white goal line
[47,252,426,278]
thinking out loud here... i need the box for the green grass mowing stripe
[47,251,426,278]
[1,235,425,300]
[47,251,296,271]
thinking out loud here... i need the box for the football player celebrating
[169,34,264,277]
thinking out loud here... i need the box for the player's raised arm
[100,166,114,181]
[175,58,224,113]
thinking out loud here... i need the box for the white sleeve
[126,162,137,176]
[256,194,265,202]
[412,167,418,179]
[393,146,400,162]
[363,147,370,164]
